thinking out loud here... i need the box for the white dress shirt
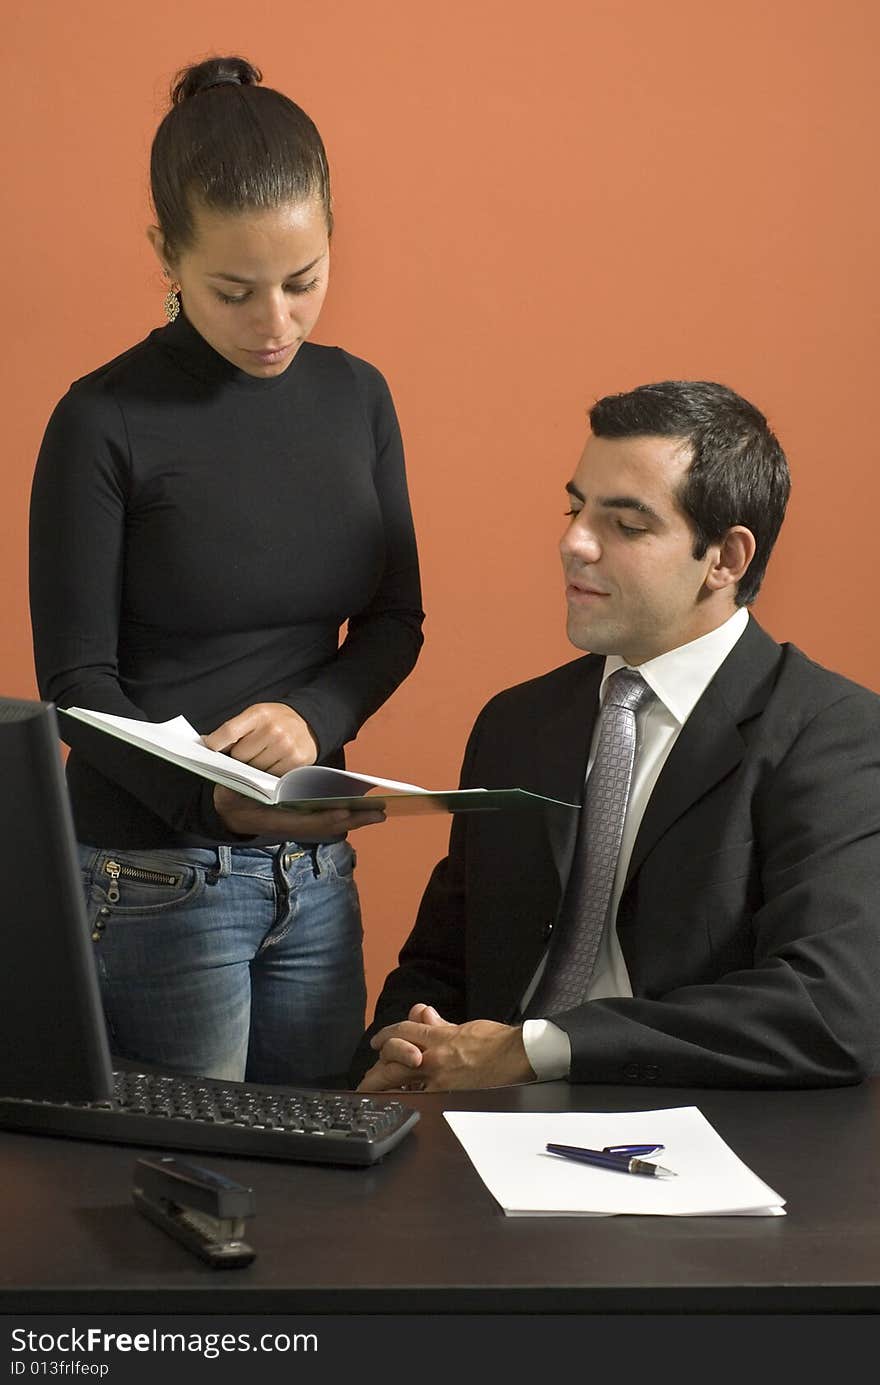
[521,607,750,1079]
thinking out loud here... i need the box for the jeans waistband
[209,843,323,880]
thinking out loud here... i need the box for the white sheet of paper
[444,1106,785,1217]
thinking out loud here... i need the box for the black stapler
[132,1154,257,1268]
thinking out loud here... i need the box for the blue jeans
[77,840,366,1087]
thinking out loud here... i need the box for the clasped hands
[202,701,385,839]
[357,1002,536,1092]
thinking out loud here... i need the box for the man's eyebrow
[207,254,326,285]
[599,495,662,522]
[565,481,662,522]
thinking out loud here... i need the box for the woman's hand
[213,785,386,840]
[202,702,319,773]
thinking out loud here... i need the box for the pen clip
[602,1144,665,1157]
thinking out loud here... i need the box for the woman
[28,56,424,1088]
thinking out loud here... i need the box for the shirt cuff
[521,1019,572,1081]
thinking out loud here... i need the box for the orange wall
[4,1,879,1010]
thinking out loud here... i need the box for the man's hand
[357,1003,536,1092]
[213,786,385,840]
[203,702,319,774]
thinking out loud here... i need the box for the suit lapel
[535,659,604,885]
[624,618,782,887]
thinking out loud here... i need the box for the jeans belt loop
[211,845,232,880]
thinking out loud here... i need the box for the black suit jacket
[354,619,880,1087]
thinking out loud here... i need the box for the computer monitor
[0,696,113,1102]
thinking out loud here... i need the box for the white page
[62,709,427,797]
[63,710,282,797]
[444,1107,785,1217]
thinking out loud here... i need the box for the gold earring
[163,283,180,323]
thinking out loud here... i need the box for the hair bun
[171,56,262,105]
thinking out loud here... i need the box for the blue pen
[602,1143,665,1157]
[546,1143,676,1178]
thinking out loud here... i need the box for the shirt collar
[600,607,750,726]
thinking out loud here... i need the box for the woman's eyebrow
[207,254,326,285]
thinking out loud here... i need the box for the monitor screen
[0,696,113,1102]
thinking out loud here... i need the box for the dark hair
[588,380,791,606]
[150,56,332,261]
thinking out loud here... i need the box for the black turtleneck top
[29,312,424,847]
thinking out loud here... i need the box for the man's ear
[705,525,756,593]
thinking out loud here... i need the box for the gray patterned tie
[525,667,653,1017]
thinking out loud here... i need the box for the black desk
[2,1078,880,1314]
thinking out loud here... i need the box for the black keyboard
[0,1068,419,1166]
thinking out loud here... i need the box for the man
[354,380,880,1093]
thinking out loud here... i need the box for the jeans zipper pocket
[102,858,183,904]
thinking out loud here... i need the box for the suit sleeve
[347,709,487,1083]
[557,689,880,1087]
